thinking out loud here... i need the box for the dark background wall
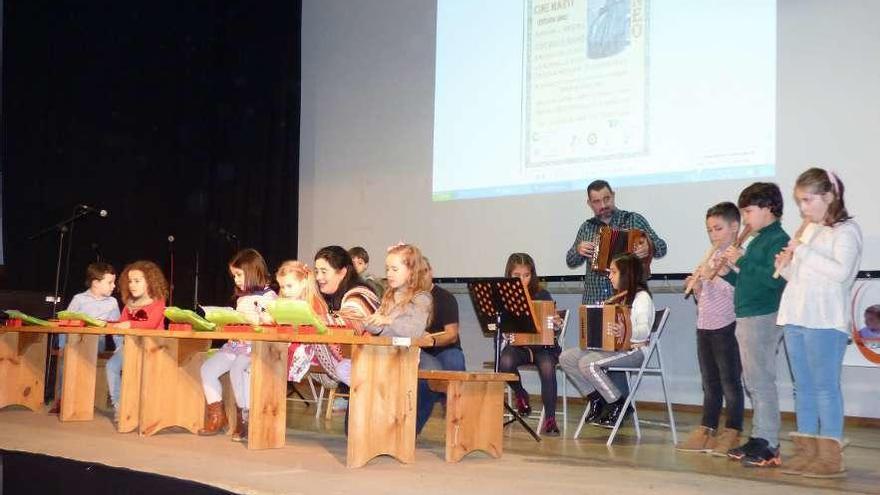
[1,1,301,311]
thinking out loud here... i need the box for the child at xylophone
[51,262,120,414]
[198,248,276,441]
[362,243,435,433]
[275,261,331,383]
[106,261,168,422]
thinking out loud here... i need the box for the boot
[802,436,846,478]
[48,397,61,415]
[710,428,742,457]
[781,433,818,475]
[676,426,715,453]
[583,392,607,425]
[232,407,249,442]
[198,401,228,436]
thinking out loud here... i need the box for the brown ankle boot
[803,436,846,478]
[781,433,817,475]
[232,408,249,442]
[232,407,248,442]
[198,401,228,436]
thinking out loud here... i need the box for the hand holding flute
[773,218,811,279]
[683,242,720,299]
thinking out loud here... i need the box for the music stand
[467,277,542,442]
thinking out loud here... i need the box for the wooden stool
[0,331,47,412]
[418,370,518,463]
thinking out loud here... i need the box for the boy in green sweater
[717,183,790,467]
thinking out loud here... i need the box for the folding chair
[574,307,677,446]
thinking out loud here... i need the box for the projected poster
[432,0,776,201]
[525,0,647,168]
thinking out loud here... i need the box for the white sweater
[630,290,655,347]
[777,220,862,334]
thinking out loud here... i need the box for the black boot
[584,392,607,425]
[597,397,632,429]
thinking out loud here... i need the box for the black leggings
[498,345,560,418]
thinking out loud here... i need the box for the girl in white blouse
[560,253,655,429]
[775,168,862,479]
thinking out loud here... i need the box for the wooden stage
[2,399,878,495]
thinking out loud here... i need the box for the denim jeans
[736,313,784,447]
[427,347,466,372]
[697,322,744,430]
[416,351,445,434]
[783,325,848,440]
[106,346,123,409]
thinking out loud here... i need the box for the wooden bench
[417,370,518,463]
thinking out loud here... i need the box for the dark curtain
[1,1,301,309]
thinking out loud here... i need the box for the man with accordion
[566,180,667,304]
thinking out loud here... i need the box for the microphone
[78,204,109,217]
[167,235,176,243]
[218,228,238,241]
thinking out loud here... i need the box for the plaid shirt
[566,208,667,304]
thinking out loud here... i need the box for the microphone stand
[27,207,93,316]
[27,206,93,405]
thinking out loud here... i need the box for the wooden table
[0,325,429,468]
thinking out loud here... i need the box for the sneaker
[742,442,781,468]
[676,426,715,453]
[541,416,560,436]
[711,428,742,457]
[727,436,765,460]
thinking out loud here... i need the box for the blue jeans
[783,325,848,440]
[429,347,466,372]
[416,351,446,434]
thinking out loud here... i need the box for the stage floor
[1,400,877,494]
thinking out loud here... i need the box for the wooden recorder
[578,304,631,351]
[591,226,651,274]
[507,300,557,346]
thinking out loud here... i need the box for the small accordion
[590,226,651,273]
[578,304,631,351]
[507,300,557,346]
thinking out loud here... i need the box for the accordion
[578,304,631,351]
[508,300,557,346]
[590,226,651,274]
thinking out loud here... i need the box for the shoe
[232,407,249,442]
[802,436,846,478]
[583,392,607,425]
[514,390,531,416]
[198,401,228,436]
[541,416,560,436]
[727,436,765,460]
[597,399,632,429]
[741,440,781,468]
[48,399,61,415]
[781,433,817,475]
[710,428,742,457]
[676,426,715,453]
